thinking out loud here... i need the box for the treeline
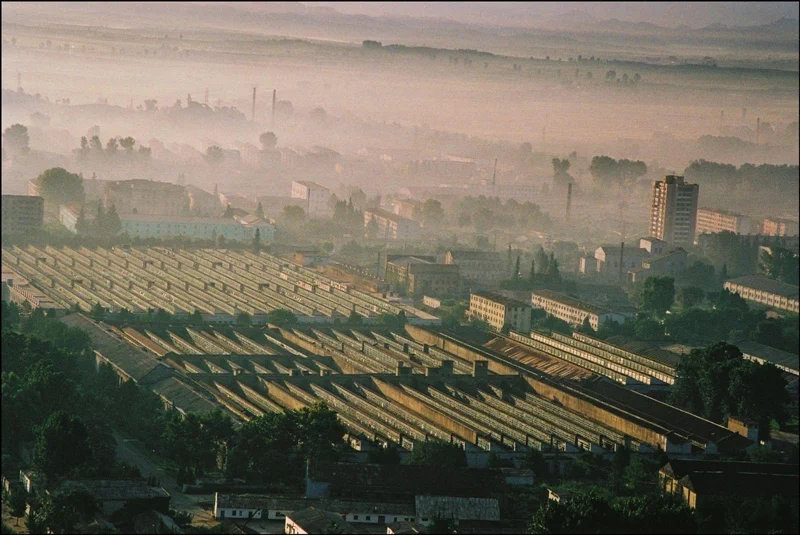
[75,134,151,161]
[458,196,553,233]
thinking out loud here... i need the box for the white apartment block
[696,208,753,236]
[468,291,532,333]
[363,208,421,240]
[531,290,630,331]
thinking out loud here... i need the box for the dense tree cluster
[35,167,85,207]
[669,342,788,441]
[760,246,799,285]
[458,196,553,233]
[589,156,648,187]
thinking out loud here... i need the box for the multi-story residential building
[468,291,532,333]
[118,214,274,243]
[291,180,332,217]
[761,217,800,237]
[364,209,421,240]
[695,207,754,236]
[530,290,631,331]
[627,248,688,283]
[1,195,44,236]
[104,179,189,216]
[723,275,799,313]
[649,175,699,246]
[384,256,459,297]
[443,250,506,286]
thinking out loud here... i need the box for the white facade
[531,290,629,331]
[291,181,332,216]
[468,292,532,332]
[364,209,421,240]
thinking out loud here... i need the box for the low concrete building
[468,291,532,333]
[591,244,651,278]
[723,275,799,313]
[104,179,189,216]
[118,214,274,243]
[385,256,459,298]
[627,248,688,283]
[1,194,44,236]
[59,479,171,518]
[364,209,421,240]
[444,250,506,286]
[530,290,631,331]
[731,339,799,376]
[214,494,415,525]
[659,460,799,509]
[294,248,330,268]
[285,507,368,534]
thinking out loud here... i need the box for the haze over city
[1,2,798,534]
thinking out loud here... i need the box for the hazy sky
[305,2,799,29]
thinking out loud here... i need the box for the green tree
[669,342,788,441]
[367,445,401,465]
[406,440,467,468]
[5,488,27,525]
[75,207,91,235]
[204,145,224,166]
[639,276,675,317]
[253,227,261,253]
[119,136,136,153]
[105,137,118,155]
[33,411,92,481]
[634,318,664,340]
[267,309,297,328]
[105,204,122,236]
[760,247,799,284]
[282,205,305,223]
[677,286,704,309]
[259,131,278,150]
[254,202,265,219]
[36,168,85,206]
[189,309,204,324]
[3,124,30,154]
[38,490,98,534]
[236,312,252,326]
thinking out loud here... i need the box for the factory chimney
[251,87,256,122]
[566,183,573,221]
[756,117,760,144]
[272,89,277,125]
[619,242,625,282]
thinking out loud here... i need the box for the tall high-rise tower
[649,175,699,246]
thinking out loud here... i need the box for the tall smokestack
[756,117,760,144]
[377,251,381,278]
[272,89,277,125]
[17,71,21,91]
[204,88,209,105]
[742,107,747,121]
[619,242,625,282]
[251,87,256,122]
[566,183,572,221]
